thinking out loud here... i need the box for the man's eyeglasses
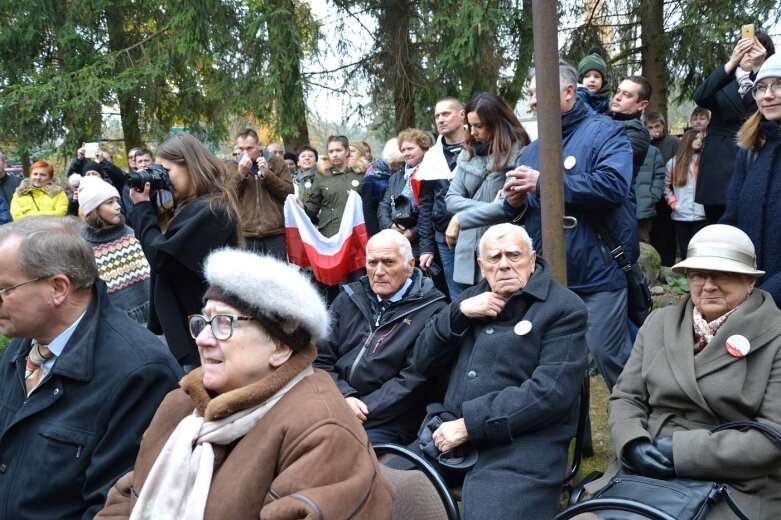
[751,80,781,99]
[0,276,49,304]
[188,314,255,340]
[686,271,732,285]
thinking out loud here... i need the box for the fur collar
[16,178,65,196]
[180,343,317,421]
[457,141,524,175]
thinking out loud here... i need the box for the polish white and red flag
[284,192,369,285]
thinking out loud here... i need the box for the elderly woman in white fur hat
[97,249,394,520]
[581,224,781,519]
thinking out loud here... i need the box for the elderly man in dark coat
[410,223,588,519]
[0,217,182,519]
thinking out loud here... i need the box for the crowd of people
[0,26,779,520]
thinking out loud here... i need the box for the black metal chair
[374,443,461,520]
[553,498,679,520]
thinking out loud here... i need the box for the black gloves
[622,438,675,478]
[653,436,674,465]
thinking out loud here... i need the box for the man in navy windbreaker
[504,59,637,390]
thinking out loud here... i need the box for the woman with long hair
[445,91,530,287]
[721,52,781,308]
[664,130,707,259]
[694,28,774,223]
[128,133,241,368]
[303,135,366,238]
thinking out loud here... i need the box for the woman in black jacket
[128,133,241,368]
[377,128,433,258]
[694,29,774,223]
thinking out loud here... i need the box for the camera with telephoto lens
[125,164,173,191]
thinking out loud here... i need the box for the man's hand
[505,166,539,194]
[256,156,270,178]
[129,182,152,205]
[445,214,460,250]
[420,253,434,269]
[345,396,369,423]
[237,154,254,176]
[77,143,86,161]
[459,291,507,318]
[433,418,469,453]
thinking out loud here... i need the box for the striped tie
[25,342,53,396]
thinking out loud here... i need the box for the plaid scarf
[692,306,738,355]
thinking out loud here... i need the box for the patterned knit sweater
[80,223,151,324]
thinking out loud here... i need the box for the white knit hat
[754,51,781,85]
[202,248,329,351]
[78,176,120,216]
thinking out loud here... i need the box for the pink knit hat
[78,176,120,215]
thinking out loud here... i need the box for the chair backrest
[564,371,590,485]
[374,443,460,520]
[380,465,450,520]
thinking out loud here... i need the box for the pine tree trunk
[640,0,668,121]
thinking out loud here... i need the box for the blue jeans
[437,240,469,300]
[577,287,634,391]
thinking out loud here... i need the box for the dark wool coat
[0,172,21,209]
[97,346,394,520]
[315,269,447,435]
[0,283,181,520]
[128,197,239,365]
[412,257,588,519]
[721,120,781,307]
[694,66,758,205]
[586,291,781,520]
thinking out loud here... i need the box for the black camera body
[125,164,172,191]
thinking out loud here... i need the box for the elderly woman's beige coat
[586,289,781,520]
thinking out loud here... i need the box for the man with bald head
[410,223,588,519]
[315,229,447,444]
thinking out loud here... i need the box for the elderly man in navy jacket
[504,59,636,391]
[411,223,587,519]
[0,217,181,519]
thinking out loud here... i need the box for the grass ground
[582,375,614,477]
[0,334,7,355]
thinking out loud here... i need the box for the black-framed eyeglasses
[0,276,49,304]
[188,314,255,340]
[751,79,781,99]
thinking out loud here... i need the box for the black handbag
[391,194,417,229]
[571,421,781,520]
[589,218,652,327]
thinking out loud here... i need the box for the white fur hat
[203,248,329,351]
[78,175,119,215]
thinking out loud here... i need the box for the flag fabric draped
[284,192,369,285]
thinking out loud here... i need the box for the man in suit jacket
[0,217,182,519]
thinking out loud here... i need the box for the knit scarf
[130,365,314,520]
[736,68,754,96]
[692,307,737,355]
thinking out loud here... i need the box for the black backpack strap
[588,216,632,272]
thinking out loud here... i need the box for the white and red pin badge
[564,156,577,171]
[514,320,532,336]
[725,335,750,358]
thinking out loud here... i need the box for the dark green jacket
[304,168,364,237]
